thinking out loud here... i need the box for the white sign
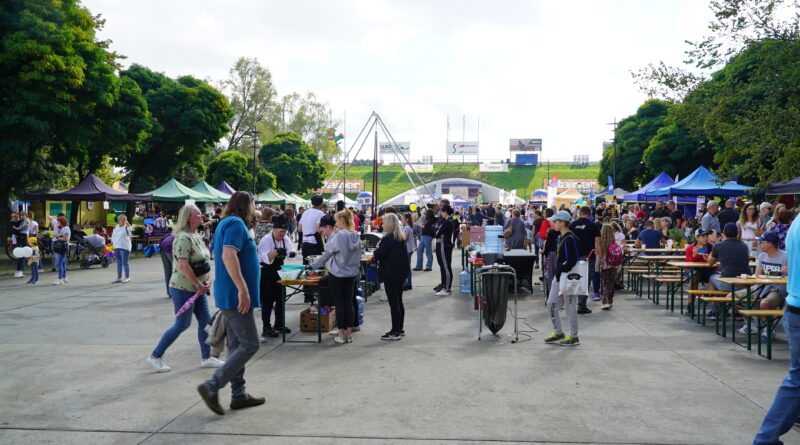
[87,201,94,211]
[479,163,508,172]
[379,141,410,155]
[696,195,705,214]
[103,201,109,210]
[447,141,479,155]
[405,164,433,173]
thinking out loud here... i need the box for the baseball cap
[695,229,712,237]
[548,210,572,223]
[759,231,780,246]
[723,222,738,237]
[319,214,335,227]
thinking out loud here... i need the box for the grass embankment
[321,163,600,201]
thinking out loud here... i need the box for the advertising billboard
[379,141,410,155]
[314,179,365,194]
[510,138,542,152]
[447,141,479,155]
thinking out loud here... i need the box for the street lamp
[247,129,260,195]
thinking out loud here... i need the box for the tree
[206,151,276,193]
[116,65,233,197]
[0,0,122,236]
[642,104,715,179]
[598,100,671,190]
[259,132,325,194]
[221,57,277,153]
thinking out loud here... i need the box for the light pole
[607,119,617,188]
[247,129,260,195]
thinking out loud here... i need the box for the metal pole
[372,129,378,206]
[252,133,258,195]
[613,118,617,188]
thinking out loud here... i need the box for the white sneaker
[111,278,122,283]
[121,278,130,283]
[52,279,63,286]
[146,356,171,373]
[200,357,225,368]
[14,271,23,278]
[379,294,388,301]
[435,289,451,296]
[62,277,69,283]
[334,336,347,344]
[329,328,340,336]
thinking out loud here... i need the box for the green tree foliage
[259,132,325,194]
[642,103,714,180]
[0,0,124,234]
[598,100,670,190]
[117,64,233,194]
[266,92,340,164]
[206,151,276,194]
[222,57,277,152]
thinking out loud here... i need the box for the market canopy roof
[645,166,752,197]
[327,193,358,206]
[148,179,217,202]
[767,178,800,195]
[191,181,230,201]
[24,174,152,202]
[555,188,583,201]
[623,172,675,202]
[217,181,236,195]
[287,193,309,206]
[255,188,285,205]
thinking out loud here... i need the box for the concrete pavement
[0,255,798,444]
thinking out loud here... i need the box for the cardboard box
[300,308,336,332]
[460,228,471,248]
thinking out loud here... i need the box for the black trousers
[329,274,356,330]
[436,241,453,290]
[259,268,284,331]
[301,242,324,300]
[384,279,405,333]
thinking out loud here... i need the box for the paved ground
[0,254,798,445]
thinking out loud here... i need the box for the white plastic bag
[559,260,589,296]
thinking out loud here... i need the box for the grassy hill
[321,163,600,201]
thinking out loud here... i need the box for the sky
[83,0,713,163]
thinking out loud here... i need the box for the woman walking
[146,205,223,373]
[598,224,622,310]
[52,215,70,286]
[401,213,414,291]
[311,210,362,344]
[198,191,264,415]
[373,213,410,341]
[111,215,132,283]
[413,209,435,271]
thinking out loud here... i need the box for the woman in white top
[737,202,765,258]
[111,214,133,283]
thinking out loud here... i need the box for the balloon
[409,204,417,211]
[12,247,23,258]
[20,247,32,258]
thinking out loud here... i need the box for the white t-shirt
[298,208,324,244]
[257,233,296,265]
[30,220,39,237]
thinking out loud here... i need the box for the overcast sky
[83,0,713,163]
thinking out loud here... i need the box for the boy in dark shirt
[568,206,601,313]
[544,210,581,346]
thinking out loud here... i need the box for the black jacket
[422,218,436,237]
[435,218,455,247]
[555,231,580,280]
[372,233,410,283]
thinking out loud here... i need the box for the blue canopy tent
[622,172,697,216]
[646,166,752,198]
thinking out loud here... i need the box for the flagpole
[446,115,450,165]
[477,115,480,165]
[462,115,466,165]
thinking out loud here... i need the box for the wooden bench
[698,296,734,335]
[684,290,729,319]
[739,309,784,359]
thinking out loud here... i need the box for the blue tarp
[645,166,752,197]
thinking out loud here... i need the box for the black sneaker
[276,326,291,334]
[197,384,225,415]
[399,330,405,337]
[402,285,412,291]
[560,336,580,346]
[230,393,266,410]
[381,332,401,341]
[424,268,432,271]
[707,312,717,320]
[577,306,592,314]
[412,268,422,271]
[434,284,443,292]
[264,329,279,338]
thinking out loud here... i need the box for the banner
[314,179,365,194]
[547,174,558,207]
[379,141,410,155]
[509,138,542,152]
[447,141,479,155]
[404,164,433,173]
[479,163,508,172]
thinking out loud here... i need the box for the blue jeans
[710,274,734,292]
[54,252,67,279]
[404,251,413,286]
[152,288,211,359]
[116,248,130,278]
[415,235,433,269]
[754,308,800,444]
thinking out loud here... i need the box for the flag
[607,176,614,193]
[549,174,558,187]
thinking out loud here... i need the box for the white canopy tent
[327,193,358,207]
[379,177,524,207]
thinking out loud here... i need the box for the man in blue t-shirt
[199,192,264,416]
[635,220,664,249]
[754,220,800,443]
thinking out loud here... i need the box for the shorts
[762,289,785,308]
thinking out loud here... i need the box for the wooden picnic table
[627,248,685,253]
[278,276,324,343]
[715,276,788,347]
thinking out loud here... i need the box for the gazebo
[148,179,217,202]
[191,181,231,202]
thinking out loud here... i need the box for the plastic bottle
[356,295,364,325]
[459,269,471,294]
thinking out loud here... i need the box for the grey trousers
[547,278,579,337]
[204,308,259,400]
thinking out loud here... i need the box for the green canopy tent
[255,188,286,205]
[148,178,217,202]
[191,181,231,202]
[288,193,309,207]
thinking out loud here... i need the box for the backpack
[607,242,623,267]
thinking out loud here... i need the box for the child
[26,237,40,284]
[599,224,623,310]
[544,210,582,346]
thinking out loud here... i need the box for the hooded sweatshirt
[311,229,362,277]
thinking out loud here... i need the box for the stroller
[77,233,109,269]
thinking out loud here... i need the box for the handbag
[191,259,211,277]
[558,260,589,296]
[53,240,67,254]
